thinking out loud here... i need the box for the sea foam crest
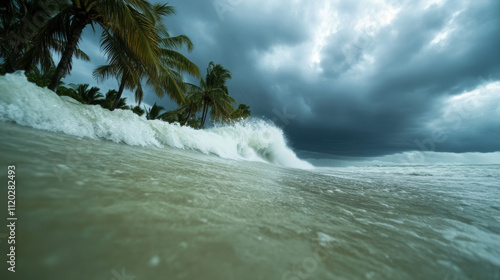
[0,72,312,169]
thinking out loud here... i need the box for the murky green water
[0,122,499,280]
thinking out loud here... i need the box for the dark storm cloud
[70,0,500,157]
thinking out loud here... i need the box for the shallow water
[0,122,499,280]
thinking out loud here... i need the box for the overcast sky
[65,0,500,157]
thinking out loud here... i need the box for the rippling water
[1,73,500,279]
[1,122,499,280]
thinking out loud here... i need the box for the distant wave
[407,172,433,176]
[306,151,500,167]
[0,72,312,169]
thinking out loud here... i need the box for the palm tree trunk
[204,102,210,127]
[199,103,205,128]
[48,18,87,91]
[200,101,208,128]
[110,77,126,111]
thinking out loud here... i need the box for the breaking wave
[0,72,312,169]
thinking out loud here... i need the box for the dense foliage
[1,0,250,128]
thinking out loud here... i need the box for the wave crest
[0,72,312,169]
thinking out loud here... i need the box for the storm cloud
[65,0,500,157]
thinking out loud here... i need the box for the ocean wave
[0,72,312,169]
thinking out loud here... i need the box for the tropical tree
[173,90,203,126]
[0,0,89,75]
[36,0,170,91]
[0,0,40,73]
[56,84,78,99]
[99,89,128,110]
[92,29,145,110]
[25,66,56,87]
[151,35,200,105]
[159,109,182,123]
[209,91,237,124]
[73,84,103,105]
[93,24,199,111]
[129,105,145,117]
[230,104,251,120]
[187,62,235,128]
[185,118,201,128]
[145,102,165,120]
[91,5,200,111]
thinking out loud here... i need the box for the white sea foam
[0,72,312,169]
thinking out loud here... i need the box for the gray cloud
[67,0,500,157]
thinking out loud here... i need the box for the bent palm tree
[93,29,145,110]
[0,0,89,74]
[178,92,203,126]
[150,36,200,105]
[93,25,199,110]
[39,0,167,91]
[187,62,235,128]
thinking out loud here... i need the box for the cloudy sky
[66,0,500,158]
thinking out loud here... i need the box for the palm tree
[56,84,78,99]
[0,0,89,74]
[185,118,201,128]
[230,104,251,120]
[25,66,56,88]
[93,24,199,111]
[209,91,237,124]
[92,29,146,111]
[151,35,200,105]
[174,90,203,126]
[0,0,37,73]
[187,62,235,128]
[99,89,128,110]
[37,0,169,91]
[74,84,103,105]
[145,102,165,120]
[130,105,145,117]
[159,109,182,123]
